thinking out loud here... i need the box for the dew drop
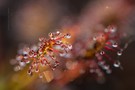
[113,61,121,67]
[27,69,32,75]
[29,65,33,69]
[14,65,21,71]
[100,51,105,55]
[65,47,69,52]
[48,32,53,37]
[117,51,122,56]
[16,55,23,61]
[23,51,28,55]
[68,44,72,50]
[109,27,117,33]
[93,36,97,41]
[52,67,56,71]
[39,73,43,78]
[51,55,56,60]
[35,68,39,73]
[65,34,71,39]
[39,50,43,54]
[39,37,44,41]
[56,40,62,44]
[54,61,59,66]
[59,52,66,57]
[54,45,61,50]
[31,45,38,52]
[112,42,118,47]
[33,54,37,58]
[24,56,28,59]
[56,31,60,34]
[56,31,61,35]
[26,60,30,64]
[19,62,26,67]
[103,65,109,70]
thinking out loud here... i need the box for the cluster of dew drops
[69,25,127,80]
[93,25,129,75]
[10,25,131,81]
[10,31,72,78]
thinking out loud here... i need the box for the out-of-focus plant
[51,25,132,86]
[8,24,132,90]
[7,1,135,89]
[11,31,72,80]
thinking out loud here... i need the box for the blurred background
[0,0,135,90]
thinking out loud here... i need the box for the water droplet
[29,65,33,69]
[14,65,21,71]
[100,51,105,55]
[48,32,53,37]
[39,73,43,78]
[51,55,56,60]
[39,37,44,41]
[52,67,56,71]
[56,40,62,44]
[65,47,70,52]
[65,34,71,39]
[112,42,118,47]
[59,52,66,57]
[31,45,38,52]
[93,36,97,41]
[35,68,39,73]
[103,65,110,70]
[54,61,59,66]
[33,54,37,58]
[68,44,72,50]
[113,61,121,67]
[106,69,112,74]
[56,31,60,33]
[109,27,117,33]
[64,53,71,58]
[117,51,122,56]
[29,51,34,57]
[41,62,45,67]
[56,31,61,35]
[39,50,42,54]
[24,56,28,59]
[16,55,23,61]
[26,60,30,64]
[19,62,26,67]
[23,51,28,55]
[27,70,32,75]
